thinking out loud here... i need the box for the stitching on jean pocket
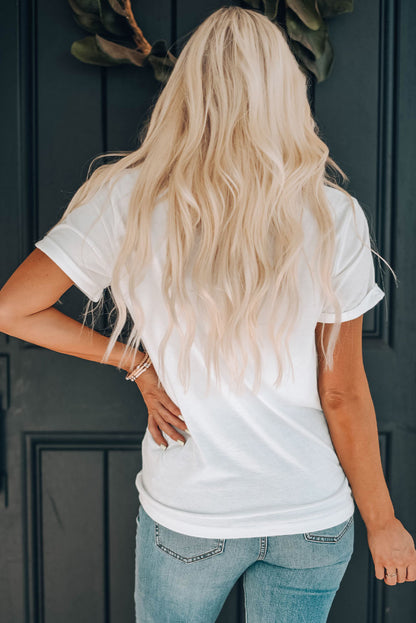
[303,514,354,543]
[154,522,225,563]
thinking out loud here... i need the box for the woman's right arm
[0,248,136,369]
[0,247,186,445]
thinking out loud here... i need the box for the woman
[0,5,415,623]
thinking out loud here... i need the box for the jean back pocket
[303,514,354,543]
[155,522,225,563]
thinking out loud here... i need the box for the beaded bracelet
[125,352,152,382]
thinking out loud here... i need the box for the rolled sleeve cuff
[318,283,385,323]
[35,238,104,302]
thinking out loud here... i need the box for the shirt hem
[135,473,356,539]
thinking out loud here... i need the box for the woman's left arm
[316,317,416,585]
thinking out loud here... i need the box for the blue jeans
[134,504,354,623]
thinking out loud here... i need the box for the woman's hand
[134,363,188,448]
[367,516,416,585]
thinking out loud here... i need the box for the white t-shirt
[35,167,385,538]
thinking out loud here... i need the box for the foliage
[68,0,353,83]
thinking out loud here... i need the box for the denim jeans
[134,504,354,623]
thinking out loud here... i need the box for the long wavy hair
[53,5,391,395]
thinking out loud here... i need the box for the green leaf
[97,0,131,38]
[107,0,126,16]
[72,11,110,36]
[147,49,176,83]
[71,35,126,66]
[263,0,280,20]
[286,8,327,57]
[289,37,334,82]
[317,0,354,18]
[69,0,131,38]
[286,0,325,31]
[150,40,171,57]
[67,0,101,15]
[96,34,148,66]
[241,0,264,9]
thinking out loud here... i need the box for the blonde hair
[56,6,393,395]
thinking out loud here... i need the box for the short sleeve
[34,172,134,302]
[318,195,385,323]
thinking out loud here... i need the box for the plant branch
[123,0,152,54]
